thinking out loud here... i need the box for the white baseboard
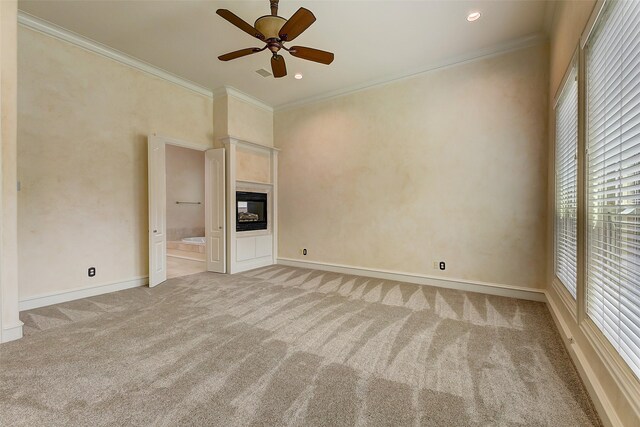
[232,257,274,274]
[276,258,546,302]
[19,276,148,311]
[1,321,24,343]
[545,291,622,427]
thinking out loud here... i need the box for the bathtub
[181,236,205,245]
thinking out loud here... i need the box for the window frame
[568,0,640,414]
[553,48,580,316]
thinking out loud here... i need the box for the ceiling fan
[216,0,334,78]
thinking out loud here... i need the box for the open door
[205,148,226,273]
[148,136,167,287]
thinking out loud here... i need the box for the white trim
[581,318,640,419]
[152,133,212,152]
[545,290,623,427]
[219,136,280,152]
[235,256,274,274]
[551,277,578,323]
[581,0,608,49]
[225,141,237,274]
[277,258,546,302]
[271,152,278,262]
[553,47,579,108]
[17,11,213,98]
[275,32,547,111]
[18,277,148,311]
[1,321,24,343]
[236,179,273,187]
[17,10,546,114]
[213,86,273,113]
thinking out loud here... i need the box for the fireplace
[236,191,268,231]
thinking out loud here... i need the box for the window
[586,0,640,379]
[555,64,579,299]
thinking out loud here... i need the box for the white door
[205,148,226,273]
[148,136,166,287]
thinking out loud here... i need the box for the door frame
[148,134,222,286]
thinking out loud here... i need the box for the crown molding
[17,11,214,98]
[17,10,546,115]
[275,32,548,112]
[212,86,273,113]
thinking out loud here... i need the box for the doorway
[165,144,206,279]
[148,135,225,287]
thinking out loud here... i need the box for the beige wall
[275,44,549,289]
[213,94,228,141]
[236,146,271,184]
[227,95,273,147]
[213,92,273,148]
[165,144,205,241]
[1,0,21,341]
[17,27,213,300]
[546,2,639,426]
[549,0,595,100]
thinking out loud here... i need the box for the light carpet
[1,266,600,426]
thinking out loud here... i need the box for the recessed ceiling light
[294,73,303,80]
[467,11,481,22]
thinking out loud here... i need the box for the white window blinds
[555,66,579,299]
[586,0,640,379]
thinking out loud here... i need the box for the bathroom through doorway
[148,135,225,287]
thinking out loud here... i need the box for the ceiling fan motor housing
[254,16,287,40]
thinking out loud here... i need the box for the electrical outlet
[88,267,96,277]
[433,261,438,269]
[439,261,446,271]
[301,248,308,256]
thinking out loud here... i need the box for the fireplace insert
[236,191,268,231]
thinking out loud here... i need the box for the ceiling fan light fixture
[467,11,481,22]
[294,73,303,79]
[254,15,287,39]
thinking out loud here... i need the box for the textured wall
[227,95,273,147]
[236,147,271,184]
[275,44,548,289]
[549,0,596,99]
[165,144,205,241]
[17,27,213,299]
[213,94,228,141]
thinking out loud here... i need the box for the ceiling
[17,1,549,108]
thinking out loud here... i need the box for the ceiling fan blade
[218,48,262,61]
[289,46,334,65]
[271,54,287,78]
[278,7,316,41]
[216,9,265,40]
